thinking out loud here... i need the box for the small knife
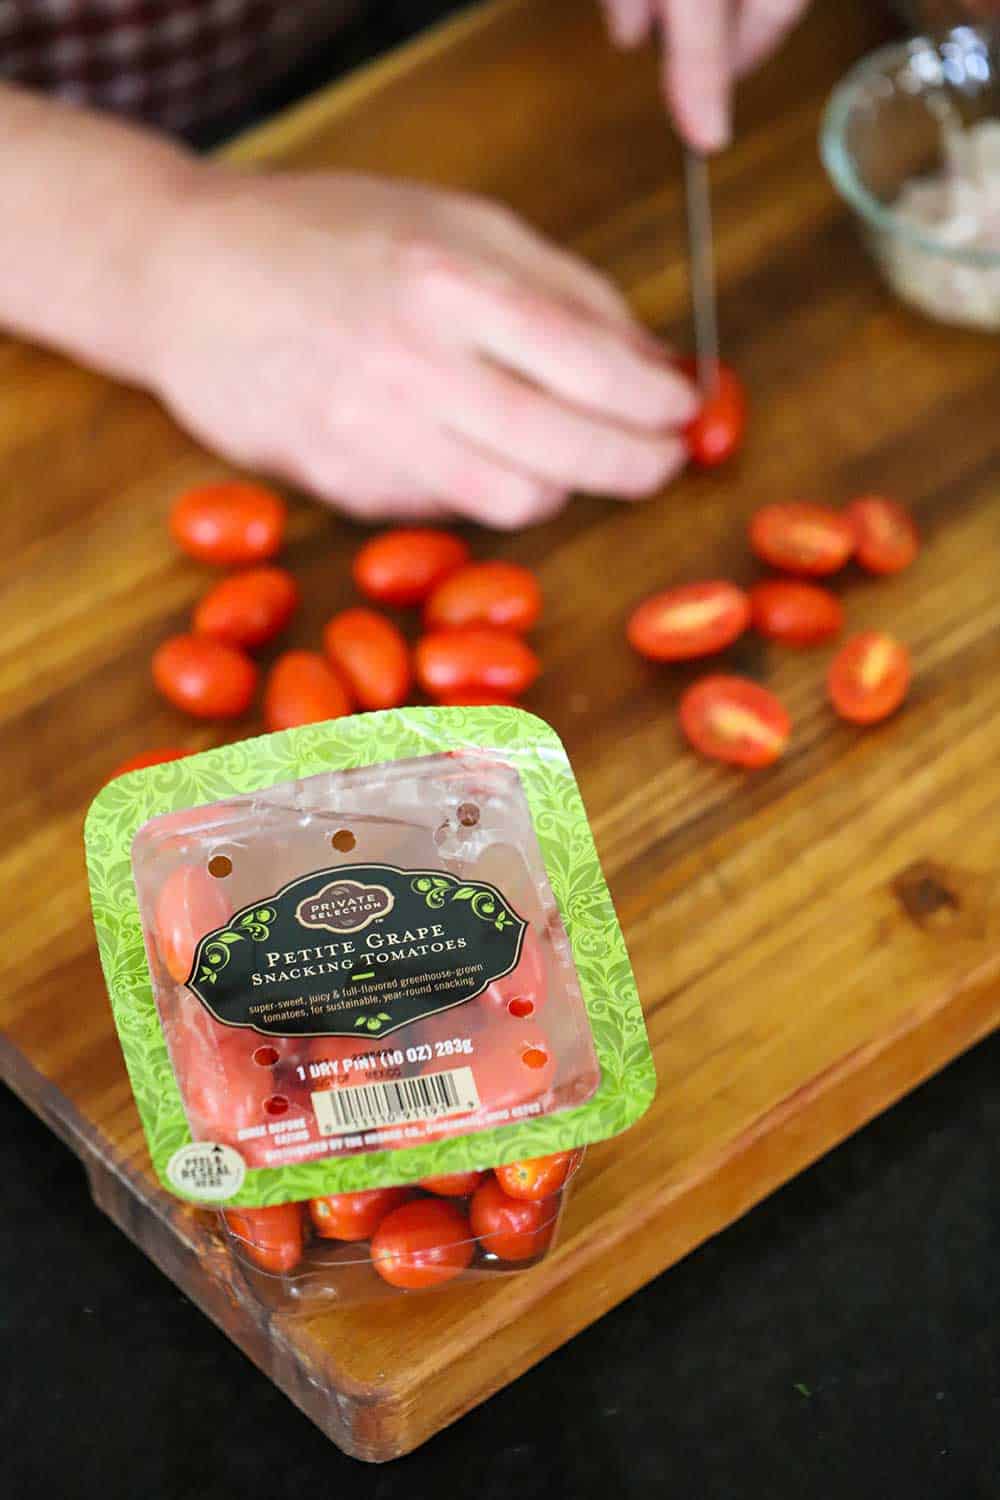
[683,148,720,400]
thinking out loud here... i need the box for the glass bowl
[821,26,1000,327]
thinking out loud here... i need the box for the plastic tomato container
[87,708,654,1308]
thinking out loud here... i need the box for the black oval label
[186,863,527,1039]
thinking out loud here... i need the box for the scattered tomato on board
[353,528,470,608]
[679,676,791,769]
[152,635,257,719]
[424,561,542,634]
[627,581,750,662]
[848,495,919,576]
[415,628,540,700]
[104,748,190,784]
[222,1204,306,1275]
[308,1188,411,1241]
[470,1178,558,1261]
[749,579,843,647]
[193,566,299,649]
[678,358,747,469]
[169,482,287,567]
[828,632,911,725]
[750,502,855,576]
[264,651,353,731]
[370,1198,475,1289]
[494,1150,583,1202]
[323,608,412,711]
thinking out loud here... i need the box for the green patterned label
[187,863,526,1038]
[84,708,656,1206]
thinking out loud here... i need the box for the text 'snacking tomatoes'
[750,502,855,576]
[105,747,189,784]
[419,1172,488,1198]
[627,581,750,662]
[424,561,542,634]
[680,676,791,768]
[848,495,919,576]
[264,651,353,731]
[222,1203,305,1275]
[193,567,299,649]
[470,1178,558,1261]
[370,1198,475,1289]
[308,1188,411,1241]
[749,580,844,647]
[153,635,258,720]
[323,608,412,712]
[494,1150,583,1202]
[415,629,540,699]
[353,528,470,608]
[677,358,747,469]
[828,633,911,725]
[169,482,287,567]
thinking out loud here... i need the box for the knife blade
[683,148,720,400]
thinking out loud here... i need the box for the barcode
[311,1066,480,1136]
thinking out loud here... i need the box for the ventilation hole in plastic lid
[521,1046,548,1070]
[264,1095,289,1116]
[331,829,356,853]
[507,997,534,1019]
[253,1045,279,1067]
[208,854,232,878]
[457,802,480,827]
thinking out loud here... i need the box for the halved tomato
[749,580,843,647]
[749,503,854,576]
[679,675,791,768]
[627,581,750,662]
[848,496,918,576]
[828,632,910,724]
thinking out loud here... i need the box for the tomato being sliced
[415,628,540,699]
[749,580,844,647]
[152,635,258,720]
[848,495,919,576]
[680,675,791,768]
[264,650,353,731]
[419,1172,488,1198]
[104,747,189,784]
[828,632,910,725]
[308,1188,411,1241]
[494,1150,583,1202]
[169,482,287,567]
[677,358,747,469]
[193,566,299,649]
[470,1178,558,1262]
[353,529,470,608]
[749,503,854,576]
[627,581,750,662]
[222,1203,305,1275]
[424,562,542,634]
[370,1199,475,1289]
[323,608,412,712]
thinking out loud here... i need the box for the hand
[602,0,811,152]
[147,168,696,528]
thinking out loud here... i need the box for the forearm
[0,84,203,384]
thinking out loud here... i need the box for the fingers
[603,0,655,46]
[733,0,808,77]
[405,249,697,433]
[655,0,732,153]
[416,347,689,499]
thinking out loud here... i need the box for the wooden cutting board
[5,0,1000,1464]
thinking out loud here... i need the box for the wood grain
[5,0,1000,1463]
